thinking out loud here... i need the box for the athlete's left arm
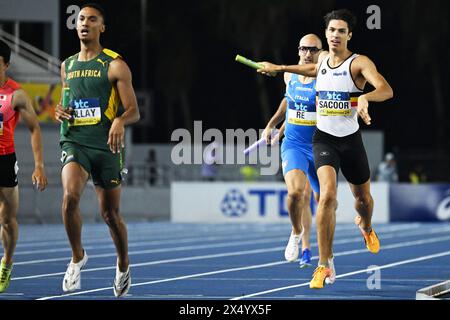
[354,55,394,125]
[13,89,48,191]
[107,58,141,154]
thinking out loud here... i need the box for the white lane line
[6,225,297,250]
[230,250,450,300]
[35,260,294,300]
[9,232,292,256]
[11,235,294,266]
[11,224,449,267]
[35,234,450,300]
[22,221,406,254]
[10,223,297,247]
[9,223,421,249]
[7,224,426,258]
[14,247,285,280]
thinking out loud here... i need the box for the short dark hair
[81,3,106,24]
[0,39,11,64]
[324,9,357,32]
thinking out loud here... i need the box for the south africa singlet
[61,48,123,151]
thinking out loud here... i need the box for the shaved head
[299,34,322,49]
[297,33,323,65]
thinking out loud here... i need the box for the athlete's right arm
[257,62,317,78]
[257,51,328,78]
[55,61,72,123]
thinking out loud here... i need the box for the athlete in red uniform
[0,39,47,293]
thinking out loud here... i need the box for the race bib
[317,91,352,116]
[287,109,316,126]
[69,98,101,126]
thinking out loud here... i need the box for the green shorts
[60,141,123,189]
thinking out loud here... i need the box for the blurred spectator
[409,164,427,184]
[147,149,158,185]
[201,142,220,181]
[240,165,258,182]
[375,152,398,182]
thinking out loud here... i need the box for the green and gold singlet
[61,48,122,151]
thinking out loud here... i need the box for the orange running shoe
[355,216,380,254]
[309,265,333,289]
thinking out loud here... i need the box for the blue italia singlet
[284,75,317,143]
[281,74,319,194]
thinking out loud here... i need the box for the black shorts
[0,153,19,187]
[313,129,370,185]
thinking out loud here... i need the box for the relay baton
[243,129,279,155]
[60,87,70,136]
[235,55,263,70]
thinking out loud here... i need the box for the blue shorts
[281,139,320,194]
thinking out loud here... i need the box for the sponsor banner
[171,182,389,223]
[390,183,450,222]
[21,83,62,123]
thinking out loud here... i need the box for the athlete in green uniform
[55,3,140,297]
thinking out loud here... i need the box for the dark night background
[54,0,449,181]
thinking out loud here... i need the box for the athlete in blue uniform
[264,34,326,267]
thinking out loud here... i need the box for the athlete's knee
[318,190,338,209]
[287,188,305,202]
[0,213,17,227]
[101,208,121,226]
[62,191,82,213]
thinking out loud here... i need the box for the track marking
[230,250,450,300]
[35,234,450,300]
[11,224,449,267]
[8,223,419,250]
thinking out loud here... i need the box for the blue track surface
[1,222,449,300]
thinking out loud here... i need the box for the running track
[1,222,449,300]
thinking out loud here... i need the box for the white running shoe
[325,255,336,284]
[113,262,131,298]
[284,229,304,262]
[62,251,88,292]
